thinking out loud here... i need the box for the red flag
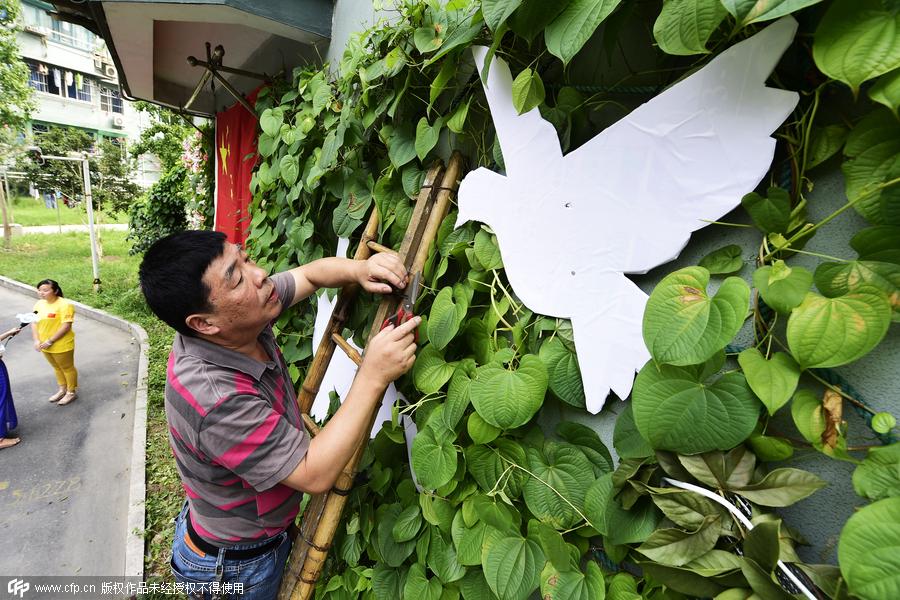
[214,94,259,244]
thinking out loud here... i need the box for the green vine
[246,1,900,598]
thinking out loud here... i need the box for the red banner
[214,95,258,244]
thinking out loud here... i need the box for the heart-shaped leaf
[643,267,749,366]
[523,441,594,529]
[414,344,456,393]
[737,349,801,415]
[852,443,900,501]
[467,411,501,444]
[852,226,900,264]
[753,260,813,314]
[841,109,900,224]
[474,229,504,270]
[539,337,585,408]
[470,355,548,429]
[392,505,423,543]
[382,122,417,168]
[412,424,458,490]
[414,24,444,54]
[511,68,545,115]
[838,497,900,600]
[257,133,278,157]
[790,389,826,444]
[279,155,300,187]
[482,534,543,600]
[375,504,417,567]
[540,561,605,600]
[741,187,791,234]
[544,0,622,65]
[872,412,897,434]
[698,244,744,275]
[787,291,892,368]
[748,433,795,462]
[815,260,900,320]
[807,124,849,170]
[613,403,654,459]
[632,362,760,454]
[584,474,660,544]
[813,0,900,96]
[415,116,442,161]
[870,68,900,117]
[447,96,471,133]
[403,562,443,600]
[259,107,284,137]
[428,286,469,350]
[653,0,728,56]
[428,531,467,583]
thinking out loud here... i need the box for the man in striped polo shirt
[139,230,420,599]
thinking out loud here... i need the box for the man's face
[201,242,280,336]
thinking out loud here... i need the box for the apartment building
[17,0,159,187]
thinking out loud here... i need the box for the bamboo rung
[331,333,362,366]
[365,240,398,256]
[301,414,320,437]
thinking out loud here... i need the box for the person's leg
[170,509,292,599]
[42,352,67,402]
[55,351,78,405]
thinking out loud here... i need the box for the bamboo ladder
[278,152,465,600]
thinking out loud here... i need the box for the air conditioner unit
[103,64,117,78]
[111,115,125,129]
[24,24,47,36]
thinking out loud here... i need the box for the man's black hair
[139,230,228,337]
[36,279,63,297]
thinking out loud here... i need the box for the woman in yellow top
[31,279,79,406]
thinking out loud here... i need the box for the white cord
[663,477,817,600]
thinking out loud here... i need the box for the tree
[16,126,141,215]
[0,0,35,131]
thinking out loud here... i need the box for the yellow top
[33,298,76,353]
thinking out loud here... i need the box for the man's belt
[185,512,285,560]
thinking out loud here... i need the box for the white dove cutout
[456,18,799,414]
[309,238,400,437]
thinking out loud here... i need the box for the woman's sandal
[49,388,66,403]
[0,437,21,450]
[58,391,78,406]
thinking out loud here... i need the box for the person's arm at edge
[286,254,408,307]
[279,316,420,493]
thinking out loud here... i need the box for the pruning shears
[381,271,421,342]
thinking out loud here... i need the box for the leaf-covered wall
[244,1,900,597]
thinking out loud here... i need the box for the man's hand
[358,316,420,388]
[358,253,408,295]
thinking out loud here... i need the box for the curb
[0,275,148,580]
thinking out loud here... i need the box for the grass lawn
[0,231,180,584]
[9,195,128,227]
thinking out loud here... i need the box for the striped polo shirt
[165,272,308,544]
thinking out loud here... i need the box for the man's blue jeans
[170,503,292,600]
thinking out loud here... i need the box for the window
[27,63,49,93]
[75,74,92,102]
[50,19,94,51]
[31,123,49,135]
[100,87,123,114]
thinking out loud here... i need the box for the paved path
[18,224,128,235]
[0,282,143,578]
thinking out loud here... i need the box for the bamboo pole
[296,210,380,415]
[279,162,445,600]
[281,157,462,600]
